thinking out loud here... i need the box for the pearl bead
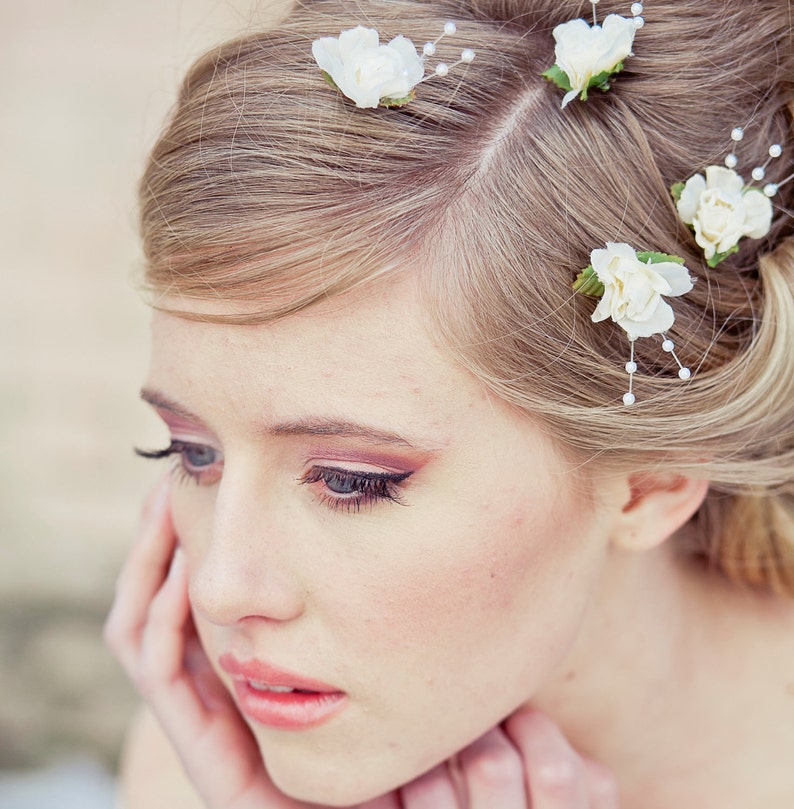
[435,63,449,77]
[764,183,778,197]
[625,361,638,374]
[460,48,475,63]
[444,21,457,35]
[769,144,782,158]
[678,368,691,380]
[623,392,636,406]
[631,2,643,15]
[423,42,436,56]
[752,167,765,182]
[730,127,744,141]
[662,339,675,352]
[724,154,738,169]
[633,15,644,27]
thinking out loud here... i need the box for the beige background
[1,0,289,776]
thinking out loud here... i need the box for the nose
[188,465,306,626]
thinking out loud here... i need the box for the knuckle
[464,740,523,788]
[102,613,123,652]
[589,767,620,805]
[534,757,582,796]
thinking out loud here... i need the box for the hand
[383,711,619,808]
[105,477,317,809]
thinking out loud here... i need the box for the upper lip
[219,653,343,693]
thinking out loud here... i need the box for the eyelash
[301,466,411,513]
[135,443,412,512]
[135,440,221,485]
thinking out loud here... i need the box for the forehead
[147,276,490,441]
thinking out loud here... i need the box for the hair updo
[139,0,794,595]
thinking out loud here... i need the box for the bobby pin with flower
[672,127,789,267]
[573,243,694,405]
[543,0,645,108]
[312,22,475,109]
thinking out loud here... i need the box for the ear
[611,473,709,552]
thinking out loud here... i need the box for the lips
[219,653,347,729]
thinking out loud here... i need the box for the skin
[106,272,794,808]
[138,273,626,804]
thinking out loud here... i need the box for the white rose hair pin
[543,0,645,108]
[312,22,475,109]
[673,127,790,267]
[573,243,694,405]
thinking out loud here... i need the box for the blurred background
[1,2,289,805]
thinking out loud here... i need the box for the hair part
[140,0,794,595]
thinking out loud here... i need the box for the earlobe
[611,473,709,551]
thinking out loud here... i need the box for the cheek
[169,483,215,554]
[333,489,601,680]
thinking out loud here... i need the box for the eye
[135,440,223,485]
[301,465,412,513]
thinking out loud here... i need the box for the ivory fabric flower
[312,26,425,108]
[544,15,636,108]
[587,243,694,341]
[674,165,773,266]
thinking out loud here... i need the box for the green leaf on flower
[542,64,573,92]
[321,71,340,91]
[572,265,605,297]
[706,245,739,268]
[636,251,686,265]
[380,91,416,108]
[670,182,685,204]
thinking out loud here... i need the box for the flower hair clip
[312,23,475,109]
[543,0,645,108]
[573,243,694,405]
[672,127,789,267]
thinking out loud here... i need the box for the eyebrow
[271,419,419,449]
[140,388,204,423]
[140,388,426,451]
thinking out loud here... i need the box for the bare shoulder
[118,705,205,809]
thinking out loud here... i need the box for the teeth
[249,681,295,693]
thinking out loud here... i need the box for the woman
[105,0,794,806]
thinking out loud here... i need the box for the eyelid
[300,464,413,513]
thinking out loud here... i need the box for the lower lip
[232,680,348,729]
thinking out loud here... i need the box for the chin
[260,738,428,806]
[267,762,394,807]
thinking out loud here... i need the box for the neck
[530,541,794,809]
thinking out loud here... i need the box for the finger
[583,760,620,809]
[400,763,459,808]
[140,547,190,686]
[459,726,527,808]
[505,710,588,809]
[105,477,176,671]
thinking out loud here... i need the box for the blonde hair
[140,0,794,594]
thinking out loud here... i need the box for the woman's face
[143,276,623,804]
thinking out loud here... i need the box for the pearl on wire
[618,333,690,406]
[724,153,738,169]
[752,143,783,184]
[623,343,637,406]
[661,335,690,381]
[417,21,475,85]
